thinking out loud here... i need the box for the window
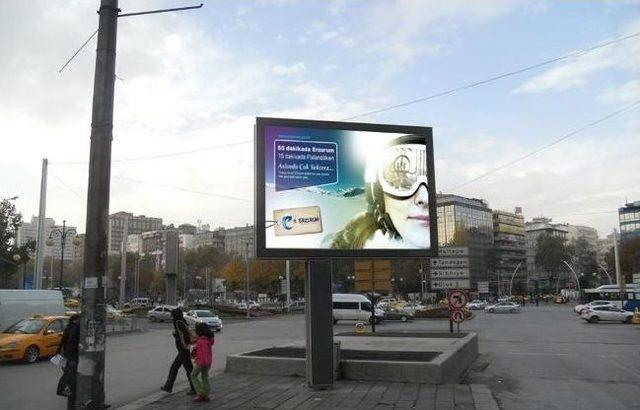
[46,320,64,334]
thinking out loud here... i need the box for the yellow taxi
[0,315,69,363]
[64,298,80,308]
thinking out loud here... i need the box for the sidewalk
[121,373,499,410]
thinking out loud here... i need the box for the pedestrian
[161,308,196,395]
[535,296,539,307]
[191,322,215,402]
[56,314,80,409]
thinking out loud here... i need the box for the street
[1,305,638,409]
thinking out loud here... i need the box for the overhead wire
[446,100,640,192]
[51,30,640,166]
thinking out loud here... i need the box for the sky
[1,0,639,237]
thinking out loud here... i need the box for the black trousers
[163,350,195,392]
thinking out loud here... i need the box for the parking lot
[1,303,638,409]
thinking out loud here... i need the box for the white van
[0,290,65,331]
[332,293,384,324]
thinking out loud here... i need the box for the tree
[535,234,569,292]
[567,237,599,288]
[1,199,35,288]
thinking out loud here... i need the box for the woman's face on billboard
[383,184,430,248]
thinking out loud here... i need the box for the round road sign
[450,309,465,323]
[447,289,469,309]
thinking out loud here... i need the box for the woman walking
[161,308,196,395]
[191,322,215,402]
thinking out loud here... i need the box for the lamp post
[46,220,77,291]
[346,275,355,292]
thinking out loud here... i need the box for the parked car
[401,303,426,314]
[485,302,521,313]
[184,310,223,332]
[0,315,69,363]
[382,307,414,322]
[468,300,488,310]
[581,306,634,324]
[147,305,175,322]
[574,300,617,314]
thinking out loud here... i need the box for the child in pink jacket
[191,322,215,402]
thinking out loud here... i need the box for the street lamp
[47,220,77,291]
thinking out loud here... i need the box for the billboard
[256,118,437,258]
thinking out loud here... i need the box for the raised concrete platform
[225,331,478,384]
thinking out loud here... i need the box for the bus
[582,285,640,312]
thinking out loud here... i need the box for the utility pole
[119,213,129,306]
[77,1,119,407]
[245,241,250,320]
[75,2,201,407]
[613,229,625,306]
[34,158,48,289]
[285,259,291,308]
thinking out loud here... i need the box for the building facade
[108,212,163,254]
[619,201,640,240]
[525,217,569,278]
[17,217,78,261]
[193,229,226,250]
[436,194,493,289]
[493,208,526,295]
[224,225,255,259]
[566,225,599,250]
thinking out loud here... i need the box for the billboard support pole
[305,259,333,389]
[370,259,376,333]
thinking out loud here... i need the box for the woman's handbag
[56,365,76,397]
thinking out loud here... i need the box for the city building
[108,212,163,254]
[224,224,255,259]
[566,225,599,250]
[178,224,198,235]
[17,216,78,261]
[493,208,526,295]
[525,217,569,278]
[596,233,614,270]
[619,200,640,240]
[436,194,494,289]
[193,229,225,250]
[179,234,195,251]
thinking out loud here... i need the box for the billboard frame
[255,117,438,259]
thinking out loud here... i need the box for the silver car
[485,302,521,313]
[185,309,223,331]
[147,305,175,322]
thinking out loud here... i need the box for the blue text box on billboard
[274,139,338,191]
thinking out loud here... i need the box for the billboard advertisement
[255,117,437,258]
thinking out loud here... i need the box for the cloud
[515,18,640,94]
[600,80,640,104]
[271,62,306,76]
[437,124,640,235]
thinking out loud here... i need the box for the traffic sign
[432,279,470,290]
[450,309,465,323]
[447,289,469,308]
[431,268,470,279]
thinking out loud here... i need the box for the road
[1,304,638,409]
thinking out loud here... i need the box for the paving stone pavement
[130,373,499,410]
